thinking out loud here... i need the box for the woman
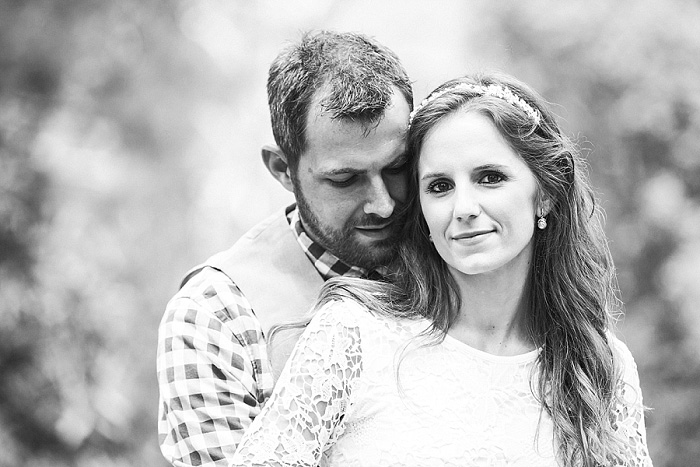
[230,72,652,466]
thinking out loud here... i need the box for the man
[157,30,413,466]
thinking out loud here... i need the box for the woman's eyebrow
[420,171,446,181]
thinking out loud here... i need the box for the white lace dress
[230,299,652,467]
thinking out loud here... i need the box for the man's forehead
[305,85,408,131]
[306,98,408,140]
[306,110,381,140]
[302,141,407,178]
[301,86,410,172]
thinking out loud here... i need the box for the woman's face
[418,111,542,279]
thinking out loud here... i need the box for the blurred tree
[1,0,66,464]
[0,0,199,464]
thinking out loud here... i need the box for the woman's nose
[453,186,481,221]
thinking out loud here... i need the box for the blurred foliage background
[1,0,699,465]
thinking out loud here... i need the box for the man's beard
[294,188,403,271]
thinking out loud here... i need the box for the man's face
[292,90,411,270]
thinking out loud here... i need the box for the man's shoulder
[164,267,259,329]
[239,208,289,241]
[174,205,294,295]
[204,206,296,269]
[163,203,320,335]
[226,206,292,249]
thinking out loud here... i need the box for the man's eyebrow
[318,167,364,176]
[386,153,408,168]
[318,152,409,176]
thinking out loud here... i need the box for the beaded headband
[409,83,541,125]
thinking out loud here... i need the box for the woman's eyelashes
[425,178,454,194]
[478,170,508,185]
[424,170,509,195]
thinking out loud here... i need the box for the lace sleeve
[612,338,653,466]
[229,300,364,467]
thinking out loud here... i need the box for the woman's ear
[538,196,552,217]
[261,144,294,193]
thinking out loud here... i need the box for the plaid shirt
[157,206,376,467]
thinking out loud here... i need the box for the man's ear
[261,144,294,193]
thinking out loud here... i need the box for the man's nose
[363,178,396,218]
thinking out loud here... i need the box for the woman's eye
[427,180,452,194]
[480,172,506,185]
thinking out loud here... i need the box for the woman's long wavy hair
[392,71,631,466]
[280,71,634,466]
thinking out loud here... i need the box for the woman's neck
[448,265,535,356]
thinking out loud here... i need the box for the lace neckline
[442,332,541,363]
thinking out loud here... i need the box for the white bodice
[231,299,651,466]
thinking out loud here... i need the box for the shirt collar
[286,205,385,281]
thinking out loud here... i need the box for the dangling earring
[537,216,547,230]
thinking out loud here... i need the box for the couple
[157,31,652,466]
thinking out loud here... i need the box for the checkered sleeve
[157,268,273,467]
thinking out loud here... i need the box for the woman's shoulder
[313,297,427,338]
[607,332,643,397]
[607,333,638,369]
[311,298,369,327]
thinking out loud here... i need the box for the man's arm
[157,269,273,466]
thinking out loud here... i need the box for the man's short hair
[267,30,413,172]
